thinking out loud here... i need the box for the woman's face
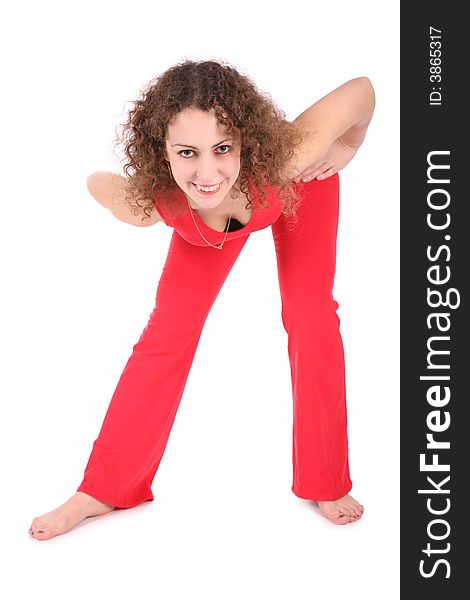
[164,107,241,210]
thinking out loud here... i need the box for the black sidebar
[401,3,468,597]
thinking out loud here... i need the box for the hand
[292,137,360,183]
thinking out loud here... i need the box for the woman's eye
[178,145,231,158]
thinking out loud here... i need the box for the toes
[338,513,358,525]
[354,503,364,517]
[317,497,364,525]
[340,512,361,524]
[31,528,53,540]
[334,505,362,523]
[330,513,351,525]
[352,506,363,519]
[350,497,364,513]
[343,497,364,518]
[29,519,51,539]
[338,504,356,518]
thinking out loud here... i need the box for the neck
[185,193,235,213]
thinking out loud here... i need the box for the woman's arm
[283,77,375,181]
[87,171,163,227]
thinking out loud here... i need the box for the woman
[29,59,375,540]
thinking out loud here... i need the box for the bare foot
[317,494,364,525]
[29,492,116,540]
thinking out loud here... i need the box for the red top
[154,177,285,246]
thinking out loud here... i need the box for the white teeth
[194,181,222,192]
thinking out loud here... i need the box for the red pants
[77,173,352,507]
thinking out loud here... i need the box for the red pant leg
[77,230,250,508]
[271,173,352,500]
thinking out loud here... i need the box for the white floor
[2,1,399,597]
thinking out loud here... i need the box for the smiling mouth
[191,180,224,193]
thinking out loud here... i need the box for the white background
[1,1,399,598]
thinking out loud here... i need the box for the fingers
[292,162,338,183]
[316,166,338,180]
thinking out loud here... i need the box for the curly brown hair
[113,58,308,227]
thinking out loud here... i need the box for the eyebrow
[171,138,232,150]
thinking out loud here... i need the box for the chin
[192,197,225,209]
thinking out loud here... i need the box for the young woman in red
[29,60,375,540]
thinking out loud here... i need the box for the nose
[194,157,221,183]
